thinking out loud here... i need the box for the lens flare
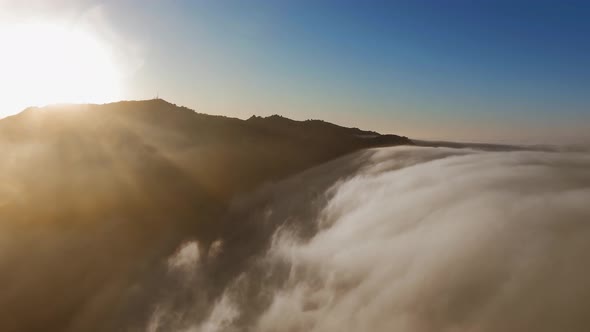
[0,21,123,116]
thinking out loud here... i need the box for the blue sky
[2,0,589,143]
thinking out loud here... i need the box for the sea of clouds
[147,146,590,332]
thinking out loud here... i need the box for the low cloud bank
[153,146,590,332]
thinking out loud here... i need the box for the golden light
[0,21,123,117]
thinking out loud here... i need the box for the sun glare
[0,21,123,117]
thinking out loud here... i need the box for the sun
[0,21,123,117]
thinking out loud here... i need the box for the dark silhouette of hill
[0,99,411,332]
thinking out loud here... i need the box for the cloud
[154,146,590,331]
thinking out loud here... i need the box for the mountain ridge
[0,98,412,332]
[2,98,402,142]
[0,99,413,195]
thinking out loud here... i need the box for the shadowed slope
[0,99,411,332]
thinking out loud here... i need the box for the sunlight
[0,21,123,117]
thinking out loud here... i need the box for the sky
[0,0,589,144]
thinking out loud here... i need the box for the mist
[151,146,590,332]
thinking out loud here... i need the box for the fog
[150,146,590,332]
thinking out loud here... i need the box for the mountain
[0,99,412,332]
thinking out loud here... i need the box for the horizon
[8,98,586,148]
[1,1,589,144]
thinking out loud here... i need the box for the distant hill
[0,99,411,332]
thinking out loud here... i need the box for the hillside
[0,99,412,332]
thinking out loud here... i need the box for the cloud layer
[156,146,590,332]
